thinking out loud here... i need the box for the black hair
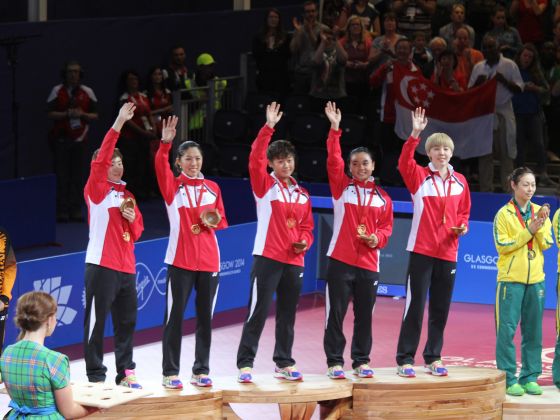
[177,140,203,158]
[267,140,296,161]
[60,59,84,80]
[120,69,142,93]
[395,37,412,50]
[348,147,375,164]
[438,49,458,69]
[508,167,534,185]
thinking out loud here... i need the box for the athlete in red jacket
[83,102,144,388]
[236,102,314,383]
[155,116,228,389]
[323,101,394,380]
[395,107,471,378]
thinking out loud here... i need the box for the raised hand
[292,16,302,31]
[161,116,179,144]
[266,102,283,128]
[411,107,427,137]
[118,102,136,121]
[537,204,550,220]
[325,101,341,130]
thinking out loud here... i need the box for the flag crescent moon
[399,75,415,107]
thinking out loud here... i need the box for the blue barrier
[5,221,319,349]
[0,175,56,248]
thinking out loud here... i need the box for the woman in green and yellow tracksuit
[493,167,553,397]
[551,206,560,390]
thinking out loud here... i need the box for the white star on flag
[419,83,427,91]
[422,99,430,107]
[411,85,418,94]
[427,90,435,99]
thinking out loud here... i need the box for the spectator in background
[512,44,554,187]
[439,3,476,47]
[340,15,373,112]
[291,0,329,94]
[47,60,98,222]
[310,27,348,111]
[469,35,524,192]
[454,26,484,89]
[485,5,523,60]
[370,12,406,68]
[252,8,292,98]
[392,0,436,40]
[321,0,350,35]
[543,43,560,163]
[163,45,189,91]
[431,0,455,36]
[423,36,448,78]
[146,66,173,137]
[184,53,227,132]
[411,31,433,73]
[467,0,497,47]
[350,0,381,38]
[553,21,560,49]
[370,38,420,185]
[510,0,548,48]
[117,70,157,200]
[431,49,464,91]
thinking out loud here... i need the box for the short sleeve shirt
[0,340,69,420]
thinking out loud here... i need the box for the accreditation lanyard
[432,174,452,225]
[511,199,534,252]
[277,180,301,226]
[184,183,206,223]
[354,182,376,225]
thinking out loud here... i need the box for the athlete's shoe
[522,382,542,395]
[162,375,183,389]
[397,364,416,378]
[424,360,448,376]
[237,367,253,383]
[506,383,525,396]
[274,365,303,381]
[190,374,213,387]
[353,364,374,378]
[119,369,142,389]
[327,365,346,380]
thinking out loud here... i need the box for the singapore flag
[393,65,497,159]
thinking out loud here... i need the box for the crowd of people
[2,95,560,416]
[47,0,560,224]
[251,0,560,190]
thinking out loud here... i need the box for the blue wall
[4,220,319,349]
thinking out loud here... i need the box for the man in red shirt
[47,61,98,222]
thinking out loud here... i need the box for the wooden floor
[503,386,560,420]
[1,297,559,419]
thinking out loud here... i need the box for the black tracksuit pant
[323,258,379,369]
[237,256,304,369]
[162,265,219,376]
[396,252,456,366]
[84,264,138,384]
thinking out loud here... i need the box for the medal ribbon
[354,181,376,226]
[511,199,534,252]
[277,180,301,226]
[184,182,206,228]
[431,173,452,224]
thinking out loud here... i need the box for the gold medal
[122,231,131,242]
[191,224,201,235]
[286,217,297,229]
[528,249,536,260]
[357,224,367,235]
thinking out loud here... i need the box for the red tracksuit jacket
[249,125,314,267]
[326,128,393,271]
[398,135,471,262]
[155,141,228,273]
[84,128,144,274]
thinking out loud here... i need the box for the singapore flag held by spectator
[393,65,497,159]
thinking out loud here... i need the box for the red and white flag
[393,65,497,159]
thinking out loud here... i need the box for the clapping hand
[266,102,283,128]
[324,101,341,130]
[528,216,545,234]
[537,204,550,220]
[161,116,179,144]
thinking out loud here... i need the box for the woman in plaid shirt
[0,291,95,419]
